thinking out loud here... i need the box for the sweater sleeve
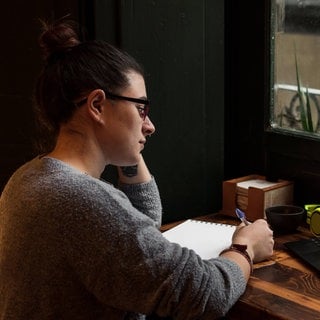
[57,175,246,319]
[118,177,162,227]
[60,186,246,319]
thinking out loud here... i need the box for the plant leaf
[294,46,310,131]
[305,87,314,132]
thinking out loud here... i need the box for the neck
[47,128,106,178]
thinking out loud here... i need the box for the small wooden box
[221,174,294,221]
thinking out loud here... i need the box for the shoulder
[2,156,121,212]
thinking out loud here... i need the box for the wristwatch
[220,244,253,274]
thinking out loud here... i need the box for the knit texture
[0,157,246,319]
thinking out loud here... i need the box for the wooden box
[222,174,294,221]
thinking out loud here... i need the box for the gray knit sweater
[0,157,246,319]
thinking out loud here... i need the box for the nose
[142,116,155,136]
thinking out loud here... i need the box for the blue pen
[235,208,250,226]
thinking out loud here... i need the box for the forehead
[124,72,146,95]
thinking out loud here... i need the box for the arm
[57,173,251,319]
[117,155,162,226]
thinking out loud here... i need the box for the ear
[86,89,106,122]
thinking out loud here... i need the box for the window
[270,0,320,138]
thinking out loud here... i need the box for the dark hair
[34,18,144,153]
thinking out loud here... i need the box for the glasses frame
[76,91,150,120]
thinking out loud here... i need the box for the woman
[0,19,274,319]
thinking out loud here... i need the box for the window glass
[271,0,320,137]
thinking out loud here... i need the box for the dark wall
[0,0,80,190]
[117,0,225,222]
[265,132,320,206]
[224,1,268,180]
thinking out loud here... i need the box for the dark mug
[265,205,304,233]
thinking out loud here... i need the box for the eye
[136,106,145,118]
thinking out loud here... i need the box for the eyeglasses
[76,91,150,120]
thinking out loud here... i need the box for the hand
[232,219,274,263]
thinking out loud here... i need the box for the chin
[118,159,139,167]
[113,152,141,167]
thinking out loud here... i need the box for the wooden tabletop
[161,213,320,320]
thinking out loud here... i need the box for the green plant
[294,48,315,132]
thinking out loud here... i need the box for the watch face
[232,244,247,251]
[310,211,320,236]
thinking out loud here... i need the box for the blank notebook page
[163,219,236,260]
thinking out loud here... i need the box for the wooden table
[161,213,320,320]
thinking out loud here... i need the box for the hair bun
[39,19,81,61]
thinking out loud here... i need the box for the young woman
[0,19,274,319]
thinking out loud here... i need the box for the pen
[235,208,250,226]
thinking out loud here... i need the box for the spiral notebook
[163,219,236,260]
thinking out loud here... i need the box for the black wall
[114,1,225,222]
[224,1,268,180]
[0,0,80,189]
